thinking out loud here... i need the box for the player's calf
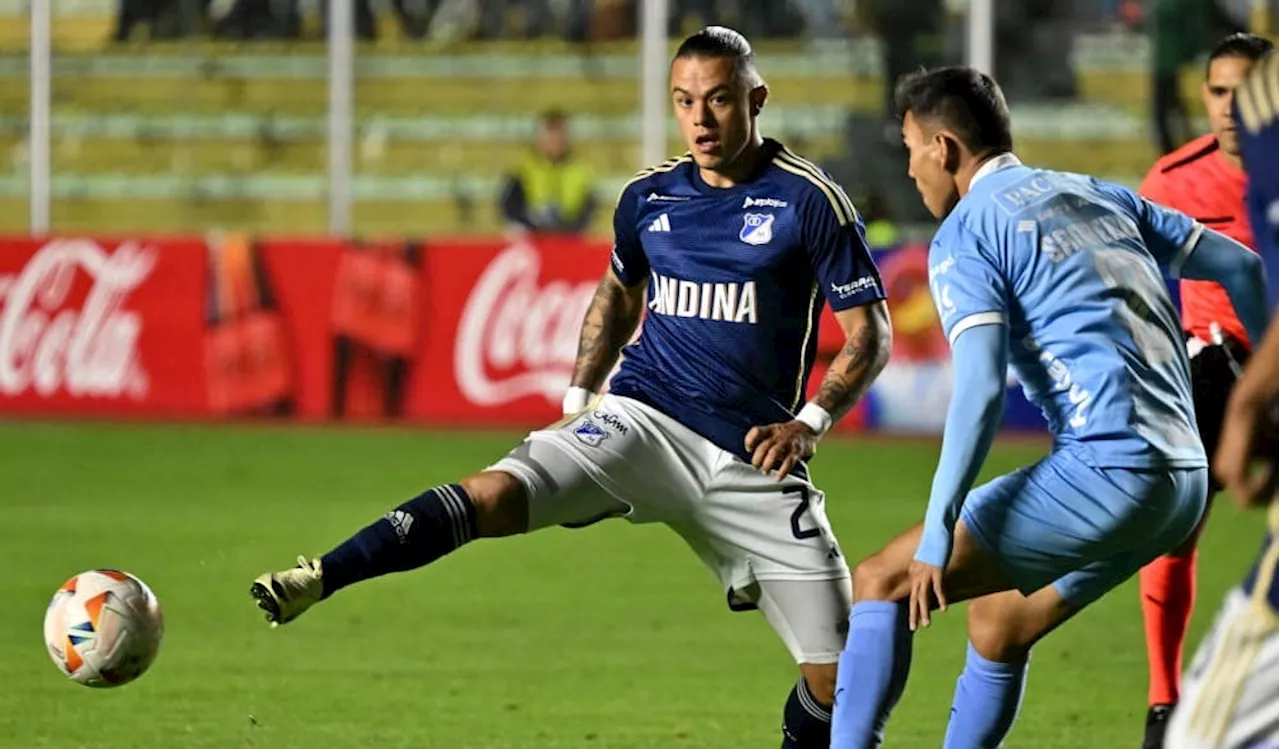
[942,587,1078,748]
[250,473,530,625]
[832,521,1014,747]
[782,670,836,749]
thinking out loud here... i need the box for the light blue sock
[942,642,1030,749]
[830,600,913,749]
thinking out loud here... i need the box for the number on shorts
[786,486,821,540]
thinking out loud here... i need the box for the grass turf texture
[0,421,1260,748]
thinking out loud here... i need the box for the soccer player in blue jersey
[250,27,893,748]
[827,66,1271,748]
[1231,47,1279,302]
[1166,49,1279,749]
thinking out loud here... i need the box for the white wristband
[562,386,594,415]
[795,402,833,437]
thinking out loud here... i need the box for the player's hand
[1213,450,1274,507]
[744,420,818,481]
[907,560,947,631]
[1214,400,1278,509]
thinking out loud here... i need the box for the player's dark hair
[1206,32,1275,77]
[893,66,1014,157]
[673,26,763,88]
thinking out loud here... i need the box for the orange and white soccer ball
[43,569,164,688]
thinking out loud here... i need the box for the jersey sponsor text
[646,272,758,324]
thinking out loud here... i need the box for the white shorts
[489,393,853,664]
[1166,588,1279,749]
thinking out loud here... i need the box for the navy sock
[319,484,477,598]
[942,642,1029,748]
[781,678,832,748]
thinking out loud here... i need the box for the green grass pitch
[0,421,1263,748]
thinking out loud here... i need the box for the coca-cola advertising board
[411,238,606,425]
[0,234,1045,433]
[0,237,206,416]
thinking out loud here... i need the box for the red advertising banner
[0,234,868,431]
[0,237,207,417]
[411,237,611,426]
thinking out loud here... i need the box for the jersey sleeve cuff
[947,311,1006,346]
[609,247,645,287]
[1169,222,1204,279]
[825,286,886,311]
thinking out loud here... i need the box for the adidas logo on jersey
[648,214,672,233]
[647,272,758,324]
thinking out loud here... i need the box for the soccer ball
[43,569,164,688]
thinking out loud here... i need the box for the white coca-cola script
[0,238,154,399]
[455,242,597,406]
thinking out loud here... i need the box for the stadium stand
[0,2,1262,236]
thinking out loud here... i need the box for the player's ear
[938,133,962,174]
[750,85,768,116]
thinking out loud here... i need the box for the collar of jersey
[968,152,1023,189]
[690,138,783,195]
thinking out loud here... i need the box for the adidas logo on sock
[386,510,414,543]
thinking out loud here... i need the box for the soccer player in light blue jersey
[829,67,1272,748]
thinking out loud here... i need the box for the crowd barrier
[0,234,1046,433]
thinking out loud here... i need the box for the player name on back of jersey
[1039,213,1142,262]
[646,272,758,324]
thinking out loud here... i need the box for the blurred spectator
[317,0,433,41]
[499,110,597,235]
[211,0,303,39]
[475,0,554,39]
[115,0,210,41]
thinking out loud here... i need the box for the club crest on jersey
[739,213,775,245]
[573,419,608,447]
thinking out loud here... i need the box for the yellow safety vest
[517,153,594,224]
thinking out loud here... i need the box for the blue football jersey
[1232,51,1279,616]
[1233,49,1279,310]
[928,155,1206,469]
[606,139,885,464]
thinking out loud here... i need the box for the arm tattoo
[570,273,646,391]
[812,304,892,422]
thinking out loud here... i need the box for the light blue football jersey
[928,155,1207,469]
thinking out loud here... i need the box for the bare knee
[967,597,1029,662]
[799,663,838,706]
[460,471,529,538]
[967,590,1075,663]
[852,553,908,603]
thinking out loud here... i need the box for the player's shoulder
[765,142,860,226]
[615,154,695,206]
[1147,134,1220,181]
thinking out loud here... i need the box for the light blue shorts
[959,449,1208,606]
